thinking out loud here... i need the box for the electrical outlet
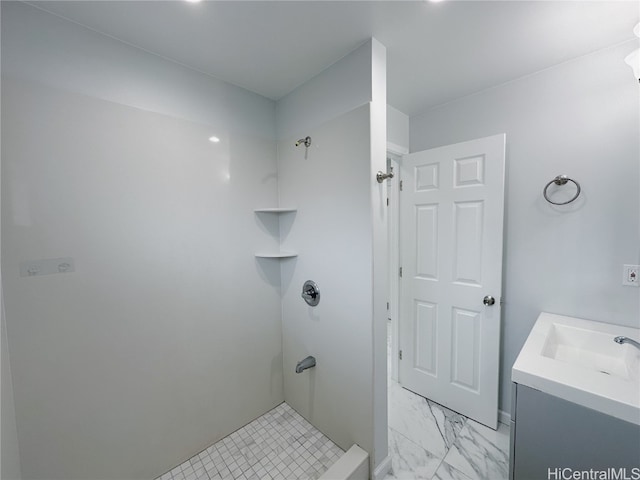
[622,264,639,286]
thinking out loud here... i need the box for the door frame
[386,143,407,382]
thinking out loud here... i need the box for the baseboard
[499,409,511,426]
[372,455,392,480]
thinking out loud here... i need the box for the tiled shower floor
[157,323,510,480]
[156,403,344,480]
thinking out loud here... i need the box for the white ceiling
[27,0,640,116]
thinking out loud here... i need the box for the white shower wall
[275,38,388,476]
[2,77,283,480]
[278,104,374,453]
[1,3,283,479]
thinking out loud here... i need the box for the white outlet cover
[622,264,639,287]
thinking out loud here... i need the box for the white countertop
[512,312,640,425]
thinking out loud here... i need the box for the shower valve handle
[301,280,320,306]
[302,288,316,299]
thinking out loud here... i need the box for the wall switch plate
[622,264,639,286]
[20,257,75,278]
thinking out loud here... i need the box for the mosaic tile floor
[155,403,344,480]
[158,323,509,480]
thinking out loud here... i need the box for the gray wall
[1,284,22,480]
[1,3,282,479]
[409,40,640,414]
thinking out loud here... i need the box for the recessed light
[185,0,202,3]
[209,136,220,143]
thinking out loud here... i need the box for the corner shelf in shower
[254,251,298,259]
[253,208,297,213]
[254,207,298,259]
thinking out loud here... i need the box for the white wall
[278,104,374,453]
[369,39,389,478]
[276,40,373,141]
[2,3,282,479]
[277,39,389,474]
[409,40,640,414]
[386,105,409,153]
[1,2,274,139]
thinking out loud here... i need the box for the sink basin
[542,323,639,381]
[513,312,640,425]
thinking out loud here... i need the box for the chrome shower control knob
[301,280,320,306]
[483,295,496,306]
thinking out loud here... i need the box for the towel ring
[543,175,581,205]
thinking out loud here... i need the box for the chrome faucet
[614,336,640,350]
[295,356,316,374]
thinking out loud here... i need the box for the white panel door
[399,134,505,429]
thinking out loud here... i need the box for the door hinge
[386,301,389,310]
[399,267,403,277]
[399,180,403,191]
[399,350,403,360]
[386,198,389,206]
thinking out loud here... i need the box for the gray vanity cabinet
[509,383,640,480]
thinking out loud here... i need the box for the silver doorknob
[483,295,495,306]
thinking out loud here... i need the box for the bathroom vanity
[510,313,640,480]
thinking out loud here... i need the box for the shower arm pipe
[295,136,311,148]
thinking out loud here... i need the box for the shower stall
[0,3,389,479]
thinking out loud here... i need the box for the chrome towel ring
[543,175,581,205]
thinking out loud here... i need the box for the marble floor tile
[425,399,466,450]
[432,461,473,480]
[388,379,466,458]
[385,428,443,480]
[441,419,509,480]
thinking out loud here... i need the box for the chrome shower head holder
[295,136,311,148]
